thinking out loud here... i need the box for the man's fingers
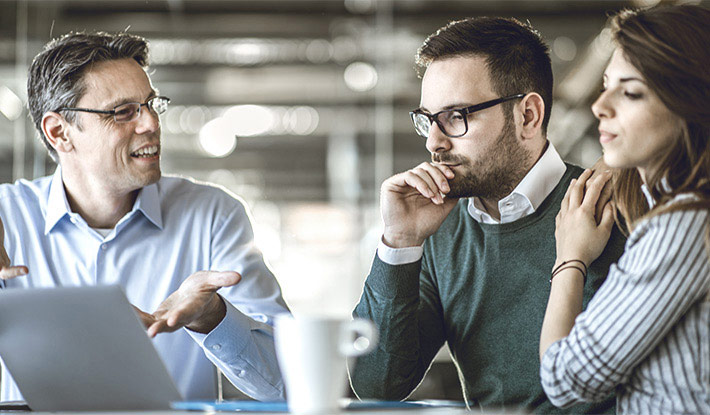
[0,266,28,280]
[409,169,443,202]
[418,163,452,194]
[132,305,156,329]
[167,308,193,328]
[147,319,180,338]
[1,243,28,280]
[147,321,161,338]
[0,246,11,267]
[389,162,458,205]
[152,308,168,320]
[205,271,241,289]
[430,162,455,180]
[402,174,442,204]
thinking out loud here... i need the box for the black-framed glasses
[59,96,171,123]
[409,93,526,138]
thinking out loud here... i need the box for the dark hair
[608,5,710,234]
[27,31,149,161]
[415,17,553,131]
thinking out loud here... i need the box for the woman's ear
[518,93,545,140]
[42,112,74,154]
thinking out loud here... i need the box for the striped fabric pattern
[541,206,710,414]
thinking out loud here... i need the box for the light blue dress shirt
[0,169,289,402]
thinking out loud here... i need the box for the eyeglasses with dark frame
[58,96,171,123]
[409,93,526,139]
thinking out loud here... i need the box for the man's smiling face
[60,58,162,196]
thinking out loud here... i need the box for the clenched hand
[381,162,459,248]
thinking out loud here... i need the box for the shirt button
[211,344,222,351]
[101,244,107,250]
[70,217,77,224]
[237,370,245,377]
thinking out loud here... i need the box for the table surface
[19,410,475,415]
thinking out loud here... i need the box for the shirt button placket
[96,242,108,284]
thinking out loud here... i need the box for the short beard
[433,116,533,200]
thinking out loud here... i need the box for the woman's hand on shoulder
[555,169,616,267]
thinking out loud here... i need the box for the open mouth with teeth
[130,145,160,159]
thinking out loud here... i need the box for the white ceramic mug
[274,315,378,414]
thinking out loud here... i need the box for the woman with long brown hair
[539,4,710,413]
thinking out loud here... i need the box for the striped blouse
[540,199,710,414]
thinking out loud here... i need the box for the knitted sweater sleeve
[349,254,447,400]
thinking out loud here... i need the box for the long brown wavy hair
[607,5,710,234]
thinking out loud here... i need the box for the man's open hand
[146,271,241,338]
[0,216,28,280]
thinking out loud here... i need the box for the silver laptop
[0,285,183,411]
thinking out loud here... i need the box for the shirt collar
[640,177,675,210]
[641,181,699,210]
[467,141,566,224]
[44,167,163,234]
[44,167,72,235]
[511,141,566,211]
[134,182,163,230]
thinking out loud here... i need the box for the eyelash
[598,88,643,100]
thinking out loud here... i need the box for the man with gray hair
[0,31,288,401]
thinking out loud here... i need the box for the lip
[598,129,617,145]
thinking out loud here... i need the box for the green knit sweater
[352,164,626,414]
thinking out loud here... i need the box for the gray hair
[27,31,149,161]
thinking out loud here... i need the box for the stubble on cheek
[436,125,531,200]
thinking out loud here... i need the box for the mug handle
[339,318,379,357]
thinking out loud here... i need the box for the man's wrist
[382,231,424,249]
[186,294,226,334]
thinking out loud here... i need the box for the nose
[591,90,614,120]
[134,105,160,135]
[425,122,452,154]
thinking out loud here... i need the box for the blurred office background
[0,0,704,400]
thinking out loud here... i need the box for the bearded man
[350,17,625,414]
